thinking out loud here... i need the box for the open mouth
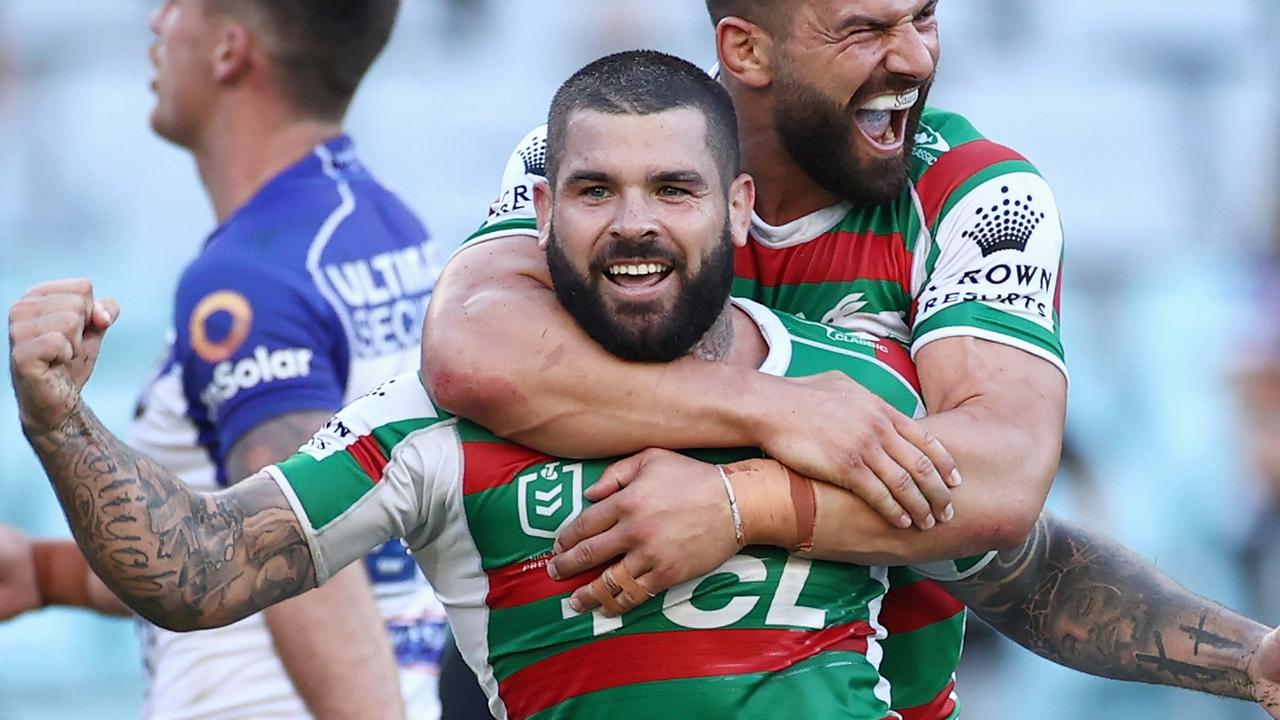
[853,87,920,154]
[604,261,674,291]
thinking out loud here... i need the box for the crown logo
[962,185,1045,258]
[519,136,548,177]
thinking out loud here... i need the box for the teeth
[860,87,920,112]
[607,263,666,276]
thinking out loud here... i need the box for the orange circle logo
[189,290,253,364]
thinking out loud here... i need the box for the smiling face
[768,0,940,206]
[538,107,752,362]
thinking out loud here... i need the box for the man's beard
[545,221,735,363]
[773,71,931,208]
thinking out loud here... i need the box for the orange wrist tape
[722,459,818,552]
[32,541,94,609]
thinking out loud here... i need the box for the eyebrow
[564,170,612,185]
[837,0,937,33]
[651,170,707,186]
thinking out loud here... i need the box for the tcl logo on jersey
[199,346,315,415]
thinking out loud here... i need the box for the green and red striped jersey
[268,299,992,720]
[463,109,1065,719]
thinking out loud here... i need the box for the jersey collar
[749,203,852,250]
[730,297,793,376]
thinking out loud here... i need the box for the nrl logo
[517,461,584,539]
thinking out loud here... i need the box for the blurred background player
[0,1,447,718]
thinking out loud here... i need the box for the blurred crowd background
[2,1,1280,718]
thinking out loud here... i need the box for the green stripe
[370,418,441,456]
[465,217,538,244]
[879,612,965,710]
[277,452,375,531]
[912,302,1064,362]
[525,650,890,720]
[487,550,879,679]
[833,203,902,237]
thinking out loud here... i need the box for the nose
[149,2,166,35]
[883,20,936,82]
[609,190,661,240]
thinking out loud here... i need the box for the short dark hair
[704,0,790,33]
[211,0,400,121]
[546,50,740,189]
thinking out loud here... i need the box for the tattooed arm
[946,512,1280,711]
[10,280,315,632]
[23,404,315,631]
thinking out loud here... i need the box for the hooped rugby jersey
[459,111,1066,720]
[129,135,447,719]
[269,298,996,720]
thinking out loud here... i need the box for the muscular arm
[946,513,1266,700]
[225,411,404,720]
[24,403,316,632]
[914,337,1067,547]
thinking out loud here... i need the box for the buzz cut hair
[209,0,400,122]
[545,50,741,190]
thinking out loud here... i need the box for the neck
[733,88,843,226]
[191,107,342,223]
[689,301,769,370]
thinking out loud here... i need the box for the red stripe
[736,230,911,288]
[879,579,963,634]
[895,679,957,720]
[461,441,552,496]
[915,140,1027,229]
[874,339,922,395]
[498,623,874,720]
[485,554,603,609]
[346,434,388,483]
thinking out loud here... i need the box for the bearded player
[11,49,1280,720]
[424,1,1061,716]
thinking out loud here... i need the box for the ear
[533,178,553,250]
[727,173,756,249]
[211,20,253,84]
[715,17,775,89]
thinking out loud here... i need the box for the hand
[759,371,958,530]
[0,525,41,621]
[1250,626,1280,717]
[548,449,740,617]
[8,279,118,434]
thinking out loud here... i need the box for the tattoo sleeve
[946,512,1265,701]
[24,403,316,631]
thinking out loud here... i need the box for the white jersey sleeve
[455,124,547,256]
[265,372,460,584]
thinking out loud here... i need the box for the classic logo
[913,124,951,154]
[518,462,584,539]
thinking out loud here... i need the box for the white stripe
[731,298,793,377]
[908,185,933,299]
[864,566,897,716]
[306,144,360,362]
[790,334,926,416]
[911,325,1070,385]
[263,465,333,585]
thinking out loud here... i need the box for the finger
[568,558,654,615]
[21,278,94,301]
[12,332,75,369]
[8,293,93,324]
[883,432,953,523]
[597,562,655,618]
[551,498,620,558]
[840,460,912,529]
[865,446,934,529]
[895,415,961,488]
[586,452,648,502]
[90,299,120,330]
[27,311,87,347]
[549,524,628,580]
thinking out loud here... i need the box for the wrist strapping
[32,540,93,609]
[721,459,817,552]
[716,465,746,550]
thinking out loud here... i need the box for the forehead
[557,108,716,180]
[793,0,927,29]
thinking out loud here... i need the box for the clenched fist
[9,278,118,434]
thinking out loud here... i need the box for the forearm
[947,513,1265,700]
[730,459,1004,564]
[23,403,316,631]
[31,539,130,615]
[423,238,763,457]
[265,564,405,720]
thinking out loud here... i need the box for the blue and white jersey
[129,135,446,720]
